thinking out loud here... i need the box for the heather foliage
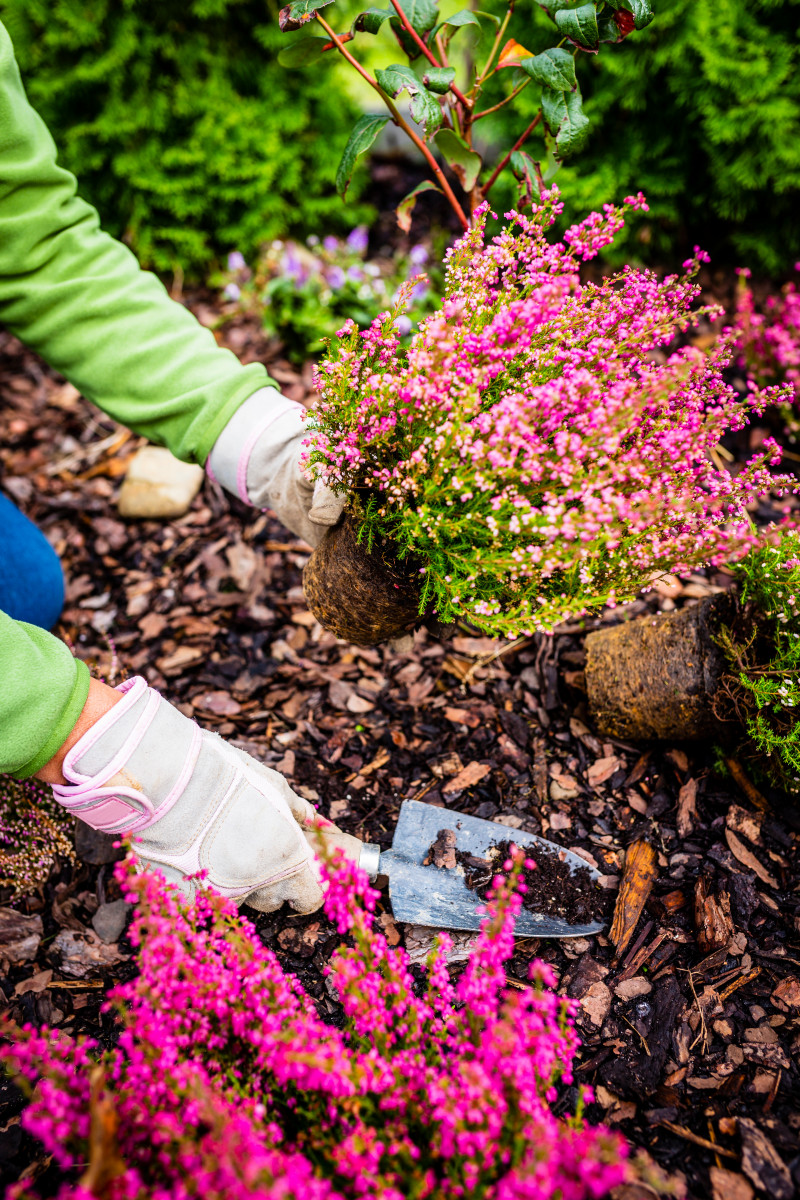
[2,849,630,1200]
[718,531,800,794]
[304,192,792,636]
[732,266,800,402]
[0,778,74,898]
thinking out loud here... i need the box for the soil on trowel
[425,829,605,925]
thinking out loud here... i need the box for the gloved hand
[50,676,361,911]
[207,387,344,547]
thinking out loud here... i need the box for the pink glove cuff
[206,390,304,504]
[51,676,201,835]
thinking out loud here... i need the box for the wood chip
[726,804,764,845]
[676,777,698,838]
[442,761,490,793]
[614,976,652,1000]
[694,875,734,954]
[739,1117,794,1200]
[196,690,241,717]
[423,828,457,870]
[609,839,658,958]
[771,976,800,1011]
[725,829,779,888]
[709,1167,754,1200]
[586,755,621,787]
[580,980,612,1027]
[0,907,43,966]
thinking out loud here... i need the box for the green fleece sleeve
[0,21,273,465]
[0,613,91,779]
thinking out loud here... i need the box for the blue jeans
[0,490,65,629]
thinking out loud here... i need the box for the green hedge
[487,0,800,271]
[1,0,371,276]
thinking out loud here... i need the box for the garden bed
[2,304,800,1199]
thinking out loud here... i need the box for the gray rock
[74,821,123,865]
[92,899,130,945]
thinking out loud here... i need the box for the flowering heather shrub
[0,778,75,898]
[2,849,632,1200]
[733,266,800,400]
[304,191,793,637]
[216,230,438,361]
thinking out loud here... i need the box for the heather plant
[732,266,800,402]
[277,0,654,231]
[216,229,439,360]
[1,847,634,1199]
[302,190,793,637]
[0,777,74,899]
[715,530,800,795]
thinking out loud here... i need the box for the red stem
[387,0,472,109]
[481,112,542,197]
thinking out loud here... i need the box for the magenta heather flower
[302,192,794,637]
[1,849,630,1200]
[732,265,800,400]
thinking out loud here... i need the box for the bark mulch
[1,311,799,1200]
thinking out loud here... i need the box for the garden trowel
[358,799,604,939]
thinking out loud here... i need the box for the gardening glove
[50,675,362,912]
[207,387,344,547]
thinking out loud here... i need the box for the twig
[474,79,530,120]
[481,113,542,198]
[655,1121,737,1159]
[718,965,761,1001]
[387,0,472,108]
[462,636,532,686]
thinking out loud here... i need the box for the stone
[118,446,204,519]
[53,930,126,979]
[92,900,130,945]
[75,821,123,865]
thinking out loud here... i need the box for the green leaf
[353,5,394,32]
[396,180,441,232]
[510,149,540,207]
[336,114,390,196]
[596,12,623,41]
[554,3,599,50]
[432,8,481,38]
[556,89,590,156]
[519,47,576,91]
[277,36,328,65]
[376,64,443,136]
[423,65,456,93]
[434,128,482,191]
[540,86,567,137]
[394,0,438,34]
[608,0,654,29]
[278,0,334,32]
[474,8,501,27]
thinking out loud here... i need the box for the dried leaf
[586,755,621,786]
[442,761,490,793]
[196,690,242,717]
[725,829,778,888]
[609,839,658,958]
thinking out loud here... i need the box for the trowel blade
[381,799,604,938]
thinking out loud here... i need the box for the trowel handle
[359,842,382,879]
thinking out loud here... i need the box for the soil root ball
[585,595,731,741]
[303,512,422,646]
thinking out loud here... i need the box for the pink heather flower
[732,264,800,403]
[303,190,795,638]
[1,850,630,1200]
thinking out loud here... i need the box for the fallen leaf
[443,706,480,729]
[609,840,658,958]
[226,540,259,591]
[14,969,52,995]
[677,777,698,838]
[442,761,490,793]
[726,805,764,845]
[378,912,401,946]
[346,693,374,714]
[157,645,206,675]
[725,829,778,888]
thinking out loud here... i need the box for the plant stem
[475,1,515,87]
[387,0,472,109]
[315,13,470,230]
[474,79,529,120]
[481,112,541,197]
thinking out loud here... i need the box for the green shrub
[1,0,372,276]
[486,0,800,271]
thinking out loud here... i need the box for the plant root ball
[303,512,422,646]
[585,594,731,741]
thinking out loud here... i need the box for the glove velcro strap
[52,675,202,835]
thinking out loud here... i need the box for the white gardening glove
[206,387,344,547]
[50,676,362,912]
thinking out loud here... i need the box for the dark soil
[2,275,800,1199]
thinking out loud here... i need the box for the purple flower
[346,225,369,256]
[227,250,246,272]
[409,243,428,266]
[323,235,339,254]
[223,282,241,301]
[347,265,364,283]
[282,246,308,285]
[394,315,413,335]
[326,266,346,290]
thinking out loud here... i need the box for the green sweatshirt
[0,20,273,778]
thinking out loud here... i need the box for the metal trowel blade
[380,799,604,938]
